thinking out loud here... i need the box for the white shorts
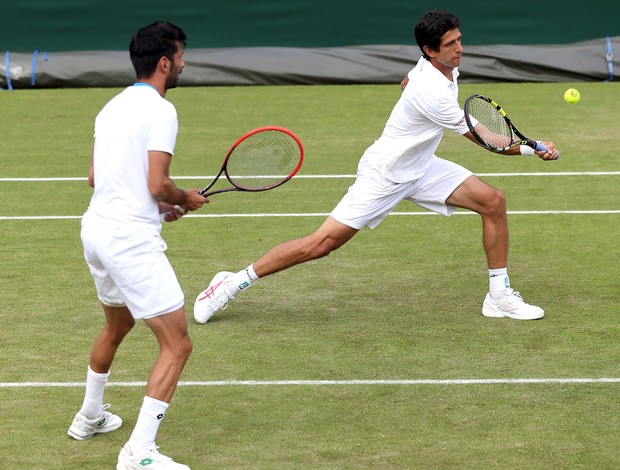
[330,156,473,229]
[81,213,184,319]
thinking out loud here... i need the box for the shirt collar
[420,57,459,87]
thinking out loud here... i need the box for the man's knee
[305,222,356,260]
[304,235,341,260]
[179,335,193,360]
[492,187,506,209]
[482,187,506,217]
[166,332,192,362]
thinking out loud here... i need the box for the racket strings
[226,130,300,190]
[467,98,513,150]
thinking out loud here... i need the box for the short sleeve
[147,101,178,155]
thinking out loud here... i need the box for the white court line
[1,171,620,182]
[2,210,619,221]
[1,378,619,388]
[1,175,615,390]
[1,173,618,220]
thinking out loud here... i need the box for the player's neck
[135,79,166,97]
[429,59,455,82]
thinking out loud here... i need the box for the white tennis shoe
[117,443,189,470]
[67,404,122,440]
[482,289,544,320]
[194,271,237,324]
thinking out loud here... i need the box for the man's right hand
[181,189,208,212]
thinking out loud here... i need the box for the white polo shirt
[363,57,469,183]
[85,84,178,233]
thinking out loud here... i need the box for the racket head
[464,94,515,151]
[219,126,304,193]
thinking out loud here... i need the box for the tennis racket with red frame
[200,126,304,197]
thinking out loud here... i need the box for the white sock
[80,366,109,419]
[245,264,259,281]
[489,268,510,294]
[231,264,259,293]
[128,396,169,451]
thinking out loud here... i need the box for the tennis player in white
[67,21,206,470]
[194,10,559,324]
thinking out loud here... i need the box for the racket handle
[160,205,186,222]
[533,141,560,159]
[534,142,548,152]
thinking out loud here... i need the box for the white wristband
[519,145,536,156]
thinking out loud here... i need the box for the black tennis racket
[464,94,549,153]
[200,126,304,197]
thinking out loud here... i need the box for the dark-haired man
[68,21,206,469]
[194,10,559,324]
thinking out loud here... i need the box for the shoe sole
[482,306,544,320]
[481,309,505,318]
[67,429,92,440]
[67,421,123,440]
[501,310,544,320]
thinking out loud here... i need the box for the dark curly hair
[414,10,461,60]
[129,21,187,79]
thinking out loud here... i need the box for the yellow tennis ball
[564,88,580,104]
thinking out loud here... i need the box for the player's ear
[158,56,170,73]
[422,45,436,58]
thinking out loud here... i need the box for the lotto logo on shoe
[157,413,164,420]
[139,458,154,466]
[97,417,107,427]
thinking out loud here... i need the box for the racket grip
[534,141,560,159]
[534,142,548,152]
[160,205,186,222]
